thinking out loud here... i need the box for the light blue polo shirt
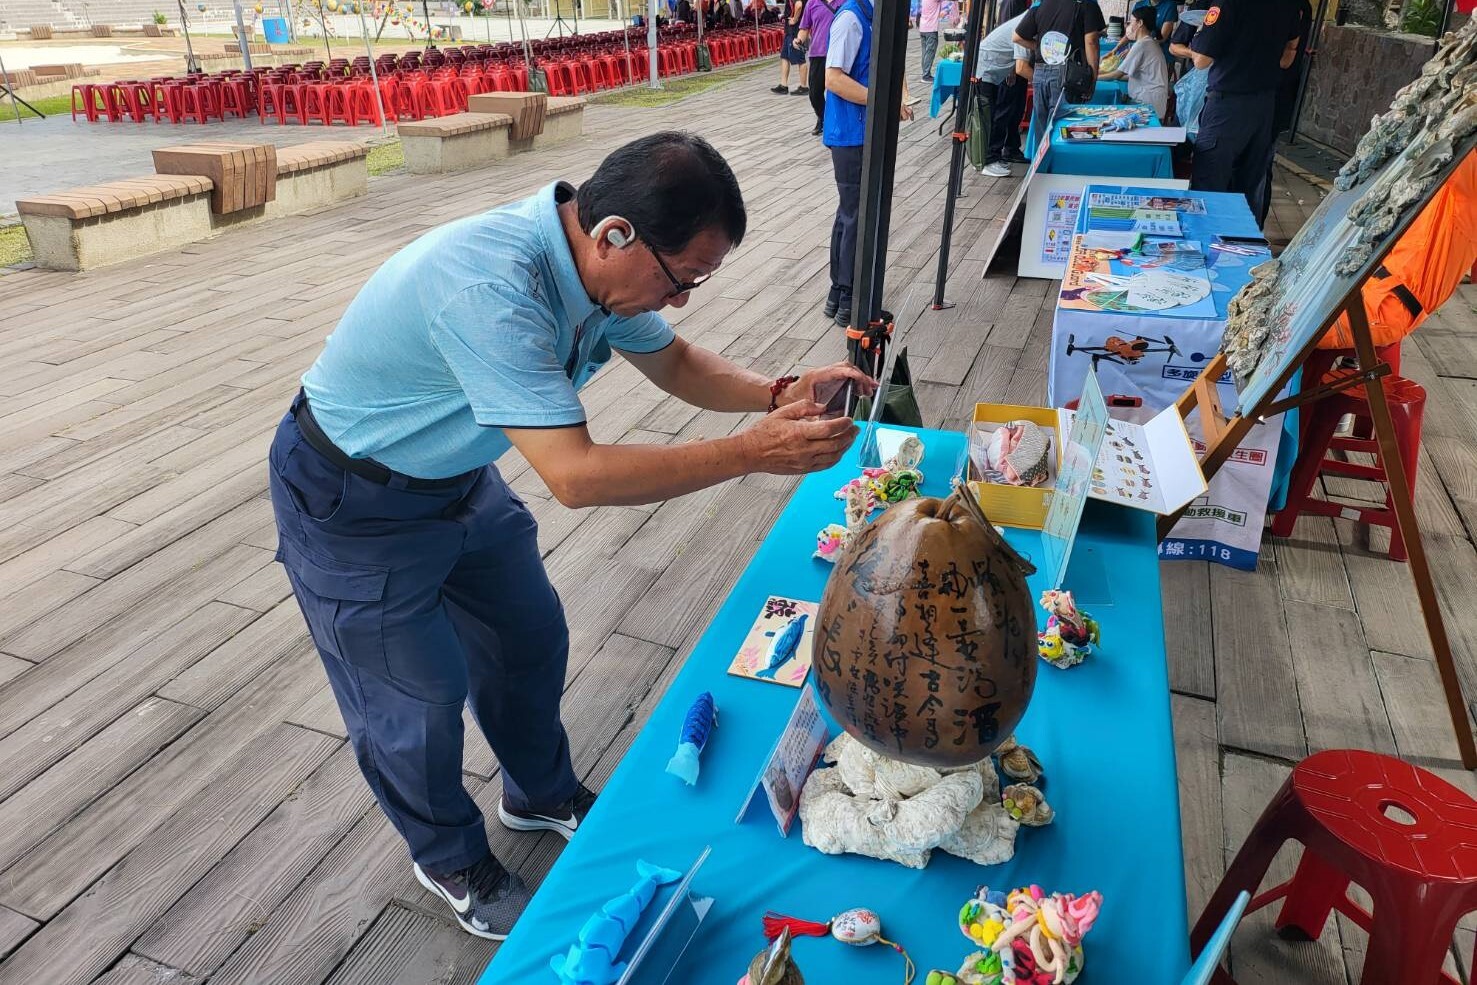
[301,181,675,479]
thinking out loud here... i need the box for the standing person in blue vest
[821,0,914,325]
[269,132,872,943]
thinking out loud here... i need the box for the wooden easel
[1163,287,1477,769]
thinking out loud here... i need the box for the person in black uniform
[1188,0,1301,220]
[1252,0,1313,224]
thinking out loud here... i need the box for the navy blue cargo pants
[829,143,864,310]
[1191,89,1277,223]
[268,397,578,874]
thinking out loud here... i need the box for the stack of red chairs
[71,24,782,128]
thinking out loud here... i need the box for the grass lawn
[367,140,405,176]
[0,226,35,268]
[592,60,768,108]
[0,93,73,123]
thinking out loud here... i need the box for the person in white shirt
[1100,7,1169,117]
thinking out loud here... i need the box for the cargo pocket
[281,543,388,673]
[276,438,351,524]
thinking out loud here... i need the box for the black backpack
[1063,0,1095,102]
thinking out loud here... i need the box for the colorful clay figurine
[814,523,850,563]
[550,860,682,985]
[757,613,808,680]
[955,886,1102,985]
[1036,590,1100,669]
[927,972,962,985]
[665,691,718,785]
[815,483,873,564]
[763,907,916,984]
[1001,784,1054,827]
[739,927,805,985]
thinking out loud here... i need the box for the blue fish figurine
[549,860,683,985]
[756,613,808,680]
[666,692,718,785]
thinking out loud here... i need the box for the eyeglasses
[646,242,713,299]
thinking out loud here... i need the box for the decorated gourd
[813,487,1036,768]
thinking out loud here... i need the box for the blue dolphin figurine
[549,860,682,985]
[756,613,808,680]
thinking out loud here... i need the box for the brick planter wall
[1299,24,1434,155]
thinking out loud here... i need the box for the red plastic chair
[301,83,333,125]
[110,82,156,122]
[324,84,354,125]
[70,83,114,122]
[218,78,252,119]
[386,79,420,121]
[345,83,383,125]
[178,83,219,124]
[411,79,458,118]
[279,82,308,124]
[1191,749,1477,985]
[258,82,285,123]
[544,61,573,96]
[1271,350,1422,561]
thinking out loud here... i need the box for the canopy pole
[622,0,636,84]
[1286,0,1329,145]
[848,0,910,381]
[357,1,391,133]
[931,0,989,308]
[648,0,661,87]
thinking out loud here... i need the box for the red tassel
[762,911,832,942]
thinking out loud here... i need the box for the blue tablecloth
[1035,103,1175,178]
[930,57,964,117]
[1045,186,1296,570]
[1093,78,1129,104]
[481,428,1189,985]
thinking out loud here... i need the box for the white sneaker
[980,160,1012,177]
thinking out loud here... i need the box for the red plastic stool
[301,83,332,125]
[1270,361,1424,561]
[325,84,354,125]
[218,78,251,119]
[544,61,573,96]
[1191,749,1477,985]
[179,84,218,124]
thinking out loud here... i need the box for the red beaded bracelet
[769,375,799,412]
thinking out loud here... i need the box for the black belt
[1374,264,1424,320]
[293,393,469,490]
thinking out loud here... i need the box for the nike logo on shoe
[415,864,471,914]
[497,803,579,840]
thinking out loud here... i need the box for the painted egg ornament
[829,907,882,945]
[762,908,914,982]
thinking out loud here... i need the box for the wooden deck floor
[1,63,1476,985]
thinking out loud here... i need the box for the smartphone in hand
[813,378,851,420]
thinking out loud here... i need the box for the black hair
[576,131,747,254]
[1130,6,1156,32]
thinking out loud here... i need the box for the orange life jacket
[1319,150,1477,350]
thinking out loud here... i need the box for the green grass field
[366,140,405,176]
[0,93,73,123]
[0,226,35,268]
[592,59,767,108]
